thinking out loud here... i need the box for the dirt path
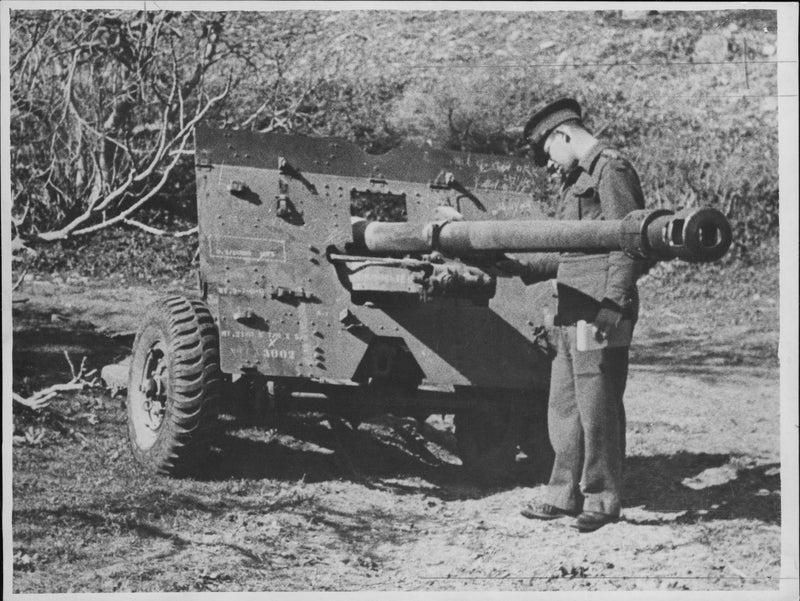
[10,278,785,593]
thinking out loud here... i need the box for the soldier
[512,98,649,532]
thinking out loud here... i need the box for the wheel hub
[141,352,167,431]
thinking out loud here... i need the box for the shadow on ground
[184,406,566,502]
[194,413,781,523]
[12,305,132,392]
[630,339,778,368]
[198,413,498,497]
[623,453,780,525]
[14,486,426,571]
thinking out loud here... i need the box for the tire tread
[127,295,222,477]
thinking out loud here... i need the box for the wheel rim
[130,340,169,449]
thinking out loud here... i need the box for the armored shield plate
[195,126,555,390]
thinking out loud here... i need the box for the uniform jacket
[554,142,647,325]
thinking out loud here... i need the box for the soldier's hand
[494,253,558,285]
[594,301,623,342]
[433,206,464,221]
[494,257,549,285]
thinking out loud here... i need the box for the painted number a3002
[263,349,296,360]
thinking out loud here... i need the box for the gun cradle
[333,254,496,303]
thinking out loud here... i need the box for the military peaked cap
[522,98,582,166]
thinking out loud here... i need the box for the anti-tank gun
[125,127,731,483]
[341,206,730,303]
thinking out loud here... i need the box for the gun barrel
[352,208,731,263]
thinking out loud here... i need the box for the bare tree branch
[13,265,31,291]
[68,81,229,238]
[11,12,334,253]
[124,218,198,237]
[35,77,228,242]
[11,11,230,247]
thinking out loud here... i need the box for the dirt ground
[9,268,788,593]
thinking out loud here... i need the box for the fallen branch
[13,352,100,411]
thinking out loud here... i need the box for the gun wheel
[455,405,519,486]
[127,296,221,476]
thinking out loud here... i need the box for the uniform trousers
[545,325,629,517]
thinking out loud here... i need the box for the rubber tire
[455,405,520,486]
[127,296,221,476]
